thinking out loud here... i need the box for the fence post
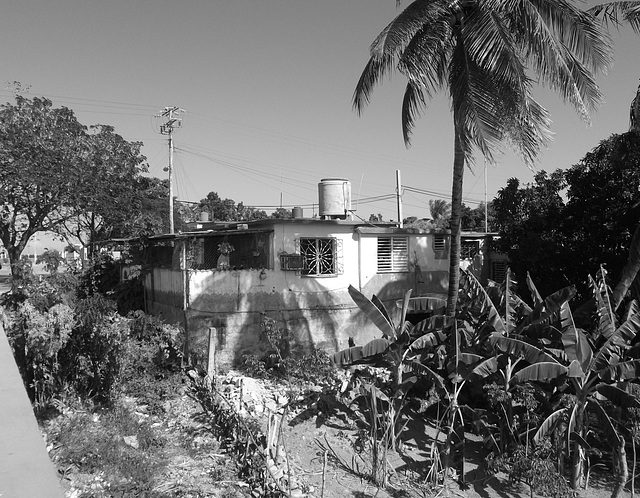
[207,327,217,383]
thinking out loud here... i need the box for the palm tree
[353,0,613,316]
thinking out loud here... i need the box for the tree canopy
[0,96,165,272]
[493,132,640,301]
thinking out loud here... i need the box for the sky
[1,0,640,226]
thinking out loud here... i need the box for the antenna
[154,107,185,234]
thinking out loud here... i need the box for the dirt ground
[217,371,627,498]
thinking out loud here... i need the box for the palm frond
[588,1,640,34]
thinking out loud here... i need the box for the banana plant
[534,269,640,495]
[331,285,453,451]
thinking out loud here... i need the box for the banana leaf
[534,407,567,444]
[410,360,447,394]
[526,272,543,307]
[561,303,592,373]
[461,268,506,334]
[599,358,640,382]
[371,294,392,327]
[613,222,640,311]
[517,285,576,335]
[512,362,568,384]
[348,285,395,338]
[331,338,390,367]
[589,273,616,341]
[596,384,640,408]
[412,314,456,334]
[590,398,622,445]
[489,333,559,365]
[593,311,640,372]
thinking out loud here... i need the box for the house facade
[141,215,504,368]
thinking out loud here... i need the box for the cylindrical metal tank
[292,206,304,218]
[318,178,351,219]
[200,211,210,222]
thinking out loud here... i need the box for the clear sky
[1,0,639,223]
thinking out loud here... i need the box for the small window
[491,260,508,283]
[461,240,480,260]
[377,237,409,273]
[300,238,340,276]
[434,235,446,252]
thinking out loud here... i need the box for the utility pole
[154,106,185,234]
[396,170,403,228]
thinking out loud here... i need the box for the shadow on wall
[182,269,448,371]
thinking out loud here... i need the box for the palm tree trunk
[446,129,465,317]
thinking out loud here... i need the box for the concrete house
[141,179,504,367]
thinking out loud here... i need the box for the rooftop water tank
[318,178,351,219]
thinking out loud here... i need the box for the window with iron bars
[461,240,480,260]
[298,237,342,276]
[377,237,409,273]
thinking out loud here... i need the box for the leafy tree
[0,96,88,278]
[197,191,268,222]
[563,132,640,299]
[353,0,610,316]
[492,170,569,300]
[461,202,494,232]
[270,207,292,219]
[58,124,151,256]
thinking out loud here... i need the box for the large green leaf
[589,273,616,341]
[331,337,390,367]
[412,314,455,334]
[593,311,640,372]
[467,356,498,380]
[409,360,447,394]
[613,222,640,311]
[596,384,640,408]
[561,303,593,373]
[348,285,395,338]
[526,272,543,307]
[599,359,640,382]
[399,288,413,324]
[405,330,447,357]
[512,362,567,384]
[460,268,506,334]
[331,346,364,366]
[371,294,392,327]
[590,399,621,445]
[534,408,567,444]
[489,333,559,365]
[517,285,576,336]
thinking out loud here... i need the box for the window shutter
[378,237,408,272]
[377,237,392,272]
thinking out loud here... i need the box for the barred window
[491,260,508,283]
[377,237,409,273]
[300,238,340,276]
[461,240,480,259]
